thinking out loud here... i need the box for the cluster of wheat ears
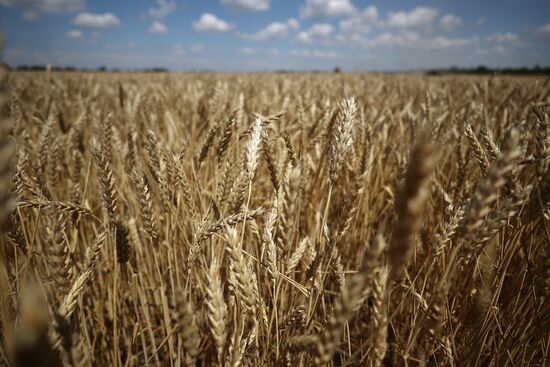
[0,68,549,366]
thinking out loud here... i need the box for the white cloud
[239,47,259,55]
[72,12,121,29]
[149,21,167,33]
[440,14,462,32]
[476,17,486,26]
[240,18,299,41]
[21,10,38,21]
[147,0,176,19]
[221,0,269,12]
[4,47,214,70]
[66,29,83,39]
[290,49,341,58]
[486,32,519,43]
[288,19,299,30]
[535,23,550,38]
[333,32,368,47]
[238,47,279,55]
[238,47,279,57]
[368,32,420,47]
[387,7,439,28]
[0,0,84,14]
[476,46,507,55]
[190,44,204,53]
[339,6,379,34]
[192,13,234,32]
[338,31,477,50]
[296,23,334,44]
[428,36,475,49]
[335,7,468,48]
[300,0,355,19]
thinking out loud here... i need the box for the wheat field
[0,69,549,366]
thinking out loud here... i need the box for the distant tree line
[3,63,550,75]
[8,64,170,73]
[425,65,550,75]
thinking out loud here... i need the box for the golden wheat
[0,69,549,366]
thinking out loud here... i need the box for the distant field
[1,71,549,366]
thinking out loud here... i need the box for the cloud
[221,0,269,12]
[387,6,439,28]
[238,47,279,58]
[336,31,478,50]
[0,0,84,14]
[296,23,334,44]
[147,0,176,19]
[476,17,486,26]
[339,6,378,34]
[192,13,234,32]
[535,23,550,38]
[149,21,167,33]
[4,46,213,70]
[367,32,420,47]
[440,14,462,32]
[486,32,519,43]
[239,47,259,55]
[300,0,355,19]
[21,10,38,21]
[476,46,507,55]
[66,29,83,39]
[427,36,476,49]
[190,44,204,53]
[290,49,341,58]
[240,18,299,41]
[288,19,299,30]
[72,12,121,29]
[335,7,467,48]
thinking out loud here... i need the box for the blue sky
[1,0,549,71]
